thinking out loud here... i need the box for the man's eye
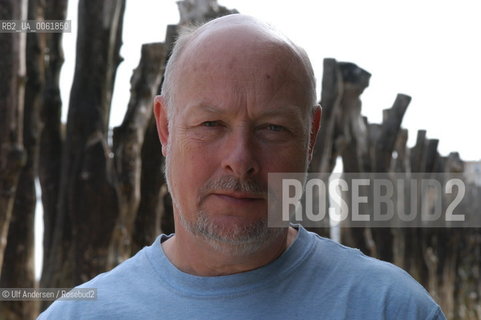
[266,124,285,132]
[201,121,220,127]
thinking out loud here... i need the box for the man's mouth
[210,191,265,203]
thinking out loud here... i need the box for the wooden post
[110,43,167,266]
[41,0,127,291]
[0,0,27,274]
[0,0,46,318]
[38,0,68,286]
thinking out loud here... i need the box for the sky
[35,0,481,279]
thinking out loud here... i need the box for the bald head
[161,14,317,120]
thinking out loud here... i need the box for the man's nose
[220,127,260,179]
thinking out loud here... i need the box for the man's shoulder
[37,240,162,320]
[80,241,155,291]
[301,228,445,319]
[305,228,415,281]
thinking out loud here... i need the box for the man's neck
[162,226,298,276]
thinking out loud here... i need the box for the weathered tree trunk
[310,58,343,175]
[369,93,411,263]
[110,43,167,265]
[177,0,238,24]
[315,59,373,251]
[131,118,168,254]
[0,0,27,273]
[0,0,46,318]
[131,24,178,254]
[38,0,68,290]
[336,62,373,253]
[41,0,127,290]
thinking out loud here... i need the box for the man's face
[157,30,318,253]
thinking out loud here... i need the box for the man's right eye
[201,121,220,127]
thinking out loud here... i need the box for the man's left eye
[265,124,285,132]
[201,121,220,127]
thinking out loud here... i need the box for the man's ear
[153,95,169,157]
[308,105,322,162]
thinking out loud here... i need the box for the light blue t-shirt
[38,226,445,319]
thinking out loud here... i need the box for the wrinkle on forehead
[180,19,308,88]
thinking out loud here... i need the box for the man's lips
[210,191,265,201]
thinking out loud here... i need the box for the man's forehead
[178,24,303,87]
[175,60,308,112]
[184,101,306,118]
[167,14,315,112]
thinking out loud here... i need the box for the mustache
[201,175,266,196]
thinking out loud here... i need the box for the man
[39,14,445,319]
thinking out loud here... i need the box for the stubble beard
[177,208,284,256]
[165,153,285,256]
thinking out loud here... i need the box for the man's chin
[199,219,266,243]
[195,218,285,256]
[177,210,285,255]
